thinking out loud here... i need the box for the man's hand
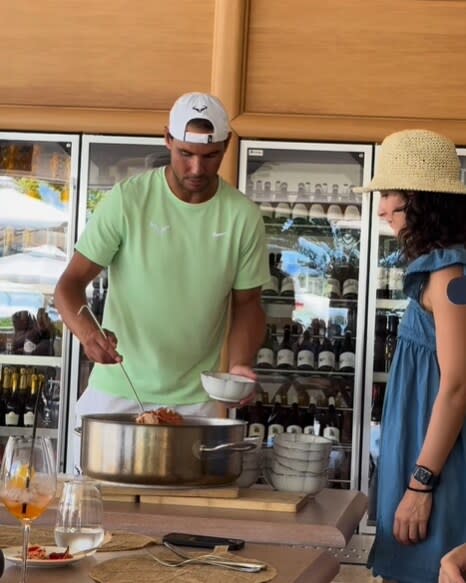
[439,544,466,583]
[393,488,432,545]
[82,327,122,364]
[227,364,257,408]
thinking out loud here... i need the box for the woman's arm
[393,264,466,545]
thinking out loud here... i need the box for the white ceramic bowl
[200,372,256,403]
[266,467,327,495]
[272,451,328,474]
[236,466,261,488]
[274,433,334,453]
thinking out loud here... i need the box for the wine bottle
[296,329,315,370]
[326,265,341,299]
[261,254,280,296]
[18,367,29,421]
[317,338,335,371]
[302,397,317,432]
[0,367,12,425]
[5,371,21,426]
[338,331,355,373]
[286,402,303,432]
[342,265,359,300]
[280,273,295,297]
[384,314,399,372]
[325,396,342,442]
[374,313,387,372]
[23,373,39,427]
[277,325,295,370]
[256,324,276,369]
[376,266,389,299]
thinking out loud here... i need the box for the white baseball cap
[168,92,230,144]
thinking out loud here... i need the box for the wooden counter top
[0,544,339,583]
[0,487,366,549]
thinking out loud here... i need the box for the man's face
[165,130,228,198]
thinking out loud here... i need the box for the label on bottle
[342,278,358,298]
[297,349,315,369]
[339,351,355,370]
[256,347,275,368]
[318,350,335,370]
[277,348,294,368]
[262,275,279,295]
[280,276,295,296]
[23,411,35,427]
[327,278,341,298]
[389,268,404,298]
[5,412,19,426]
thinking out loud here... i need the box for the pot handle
[198,440,257,455]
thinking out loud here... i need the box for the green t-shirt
[75,167,269,405]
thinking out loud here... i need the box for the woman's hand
[393,488,432,545]
[439,544,466,583]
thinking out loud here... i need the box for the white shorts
[73,387,223,472]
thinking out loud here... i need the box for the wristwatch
[412,464,440,488]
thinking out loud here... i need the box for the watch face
[414,466,432,485]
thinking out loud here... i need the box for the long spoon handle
[78,304,145,413]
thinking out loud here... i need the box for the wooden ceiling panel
[0,0,214,109]
[244,0,466,120]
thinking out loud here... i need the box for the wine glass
[54,477,105,553]
[0,435,56,583]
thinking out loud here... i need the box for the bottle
[296,329,315,370]
[371,383,385,423]
[342,265,358,300]
[276,325,295,369]
[261,254,280,296]
[5,371,21,427]
[317,338,335,371]
[326,265,341,299]
[286,402,303,432]
[280,272,295,297]
[0,367,12,425]
[384,314,399,371]
[23,373,39,427]
[91,277,102,322]
[302,397,317,433]
[324,396,342,443]
[17,367,29,420]
[376,266,389,299]
[256,324,276,369]
[374,313,387,372]
[338,331,355,373]
[388,267,404,300]
[266,394,286,446]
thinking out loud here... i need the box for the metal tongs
[145,541,267,573]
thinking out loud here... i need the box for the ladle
[78,304,145,414]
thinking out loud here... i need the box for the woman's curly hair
[397,191,466,261]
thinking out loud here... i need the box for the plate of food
[3,545,95,568]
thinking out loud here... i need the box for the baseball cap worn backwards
[169,92,230,144]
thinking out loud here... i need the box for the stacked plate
[265,433,333,495]
[235,437,263,488]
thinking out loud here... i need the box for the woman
[355,129,466,583]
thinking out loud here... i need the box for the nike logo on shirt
[212,231,226,238]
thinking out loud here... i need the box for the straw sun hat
[354,129,466,194]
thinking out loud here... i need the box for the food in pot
[135,407,184,425]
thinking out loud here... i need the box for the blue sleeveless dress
[368,247,466,583]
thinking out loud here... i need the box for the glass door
[66,135,167,472]
[0,132,80,471]
[238,140,373,490]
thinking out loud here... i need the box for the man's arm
[54,252,121,364]
[227,287,266,376]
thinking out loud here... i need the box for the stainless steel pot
[79,414,254,486]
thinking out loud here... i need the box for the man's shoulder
[219,179,260,214]
[118,166,165,192]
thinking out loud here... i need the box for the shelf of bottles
[0,132,80,470]
[238,140,374,490]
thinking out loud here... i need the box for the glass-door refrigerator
[359,145,466,533]
[238,140,373,490]
[0,132,80,472]
[66,135,167,472]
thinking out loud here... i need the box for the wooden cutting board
[139,487,310,512]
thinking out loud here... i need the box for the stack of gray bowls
[266,433,333,495]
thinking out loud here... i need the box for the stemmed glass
[0,436,56,583]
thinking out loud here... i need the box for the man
[55,92,269,428]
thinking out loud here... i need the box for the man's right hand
[82,327,122,364]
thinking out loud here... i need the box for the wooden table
[0,487,367,582]
[0,545,339,583]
